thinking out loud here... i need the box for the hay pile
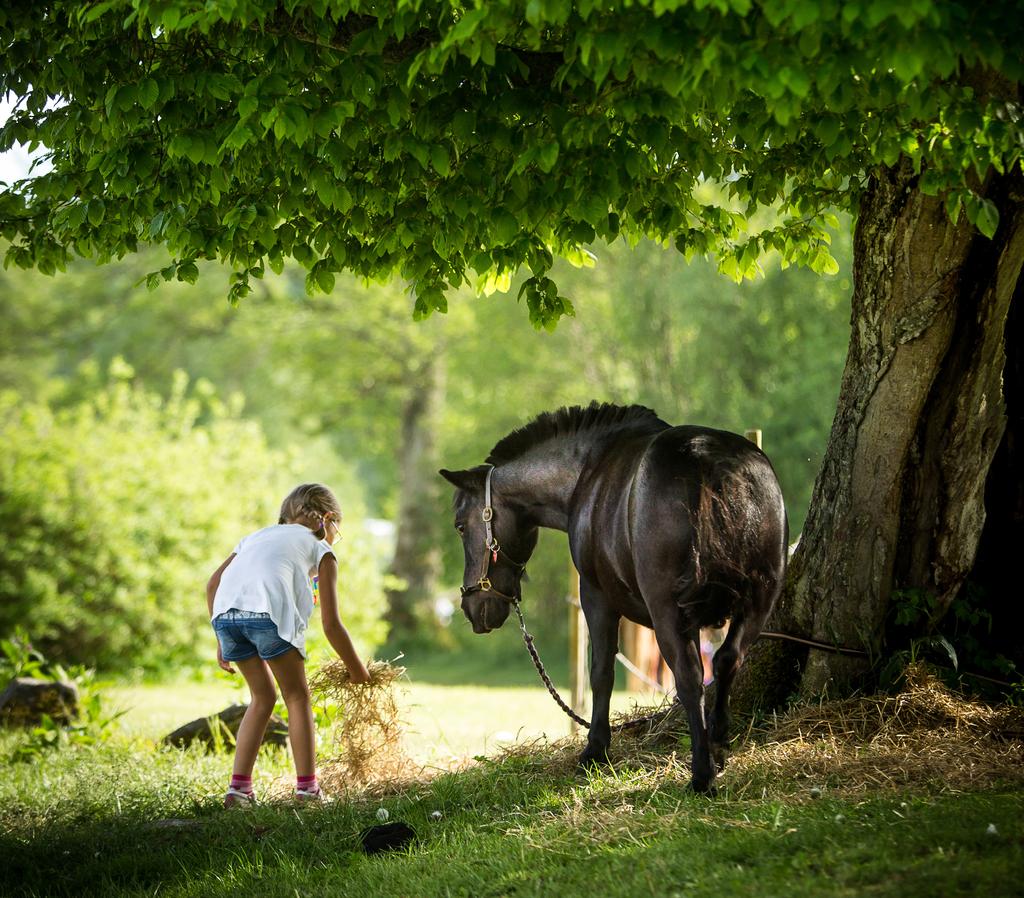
[307,659,417,792]
[723,664,1024,798]
[489,664,1024,802]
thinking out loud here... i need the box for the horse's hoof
[711,746,728,772]
[688,778,718,797]
[577,745,611,769]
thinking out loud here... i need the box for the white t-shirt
[212,524,335,656]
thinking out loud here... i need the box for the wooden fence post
[567,560,587,732]
[744,428,763,449]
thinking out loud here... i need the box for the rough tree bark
[736,154,1024,706]
[384,352,445,638]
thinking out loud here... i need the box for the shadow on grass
[0,749,591,898]
[4,754,1022,898]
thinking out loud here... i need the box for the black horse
[440,402,788,793]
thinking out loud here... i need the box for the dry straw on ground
[721,663,1024,799]
[281,660,1021,805]
[307,659,418,793]
[489,664,1024,803]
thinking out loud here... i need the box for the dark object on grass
[0,677,79,726]
[360,821,417,855]
[162,703,288,750]
[440,402,788,794]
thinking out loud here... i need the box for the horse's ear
[439,468,483,491]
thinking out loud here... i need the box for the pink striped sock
[296,774,319,794]
[229,774,253,795]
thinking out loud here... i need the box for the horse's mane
[486,402,669,465]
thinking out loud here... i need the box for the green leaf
[975,198,999,239]
[893,49,924,83]
[815,116,841,148]
[406,141,430,171]
[315,264,335,293]
[176,261,199,284]
[116,84,137,111]
[161,8,181,30]
[238,95,259,120]
[452,110,476,141]
[430,144,451,177]
[87,198,105,227]
[809,246,840,275]
[334,185,353,213]
[579,192,608,228]
[104,84,119,119]
[493,209,520,244]
[537,141,560,173]
[138,78,159,110]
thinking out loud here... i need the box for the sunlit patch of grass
[106,675,656,767]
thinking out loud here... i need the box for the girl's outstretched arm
[317,554,371,683]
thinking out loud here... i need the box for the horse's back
[640,425,783,511]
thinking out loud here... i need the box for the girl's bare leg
[232,656,278,777]
[268,649,315,778]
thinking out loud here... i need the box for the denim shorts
[213,610,295,662]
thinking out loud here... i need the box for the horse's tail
[676,463,785,622]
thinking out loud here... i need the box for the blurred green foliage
[0,224,850,660]
[0,363,388,672]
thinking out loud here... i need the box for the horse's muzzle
[462,593,509,634]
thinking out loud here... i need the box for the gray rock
[162,703,288,750]
[0,677,80,726]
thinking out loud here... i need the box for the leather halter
[459,465,528,604]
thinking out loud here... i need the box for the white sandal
[295,787,327,803]
[223,787,257,808]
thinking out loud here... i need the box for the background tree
[3,0,1021,696]
[0,249,454,642]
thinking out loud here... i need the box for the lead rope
[511,600,590,727]
[512,600,674,732]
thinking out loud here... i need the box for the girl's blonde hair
[278,483,342,539]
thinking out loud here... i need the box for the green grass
[3,656,1022,898]
[1,728,1021,898]
[106,677,654,767]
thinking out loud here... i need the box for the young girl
[206,483,370,807]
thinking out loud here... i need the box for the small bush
[0,362,387,672]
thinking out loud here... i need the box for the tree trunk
[384,353,445,639]
[735,157,1024,706]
